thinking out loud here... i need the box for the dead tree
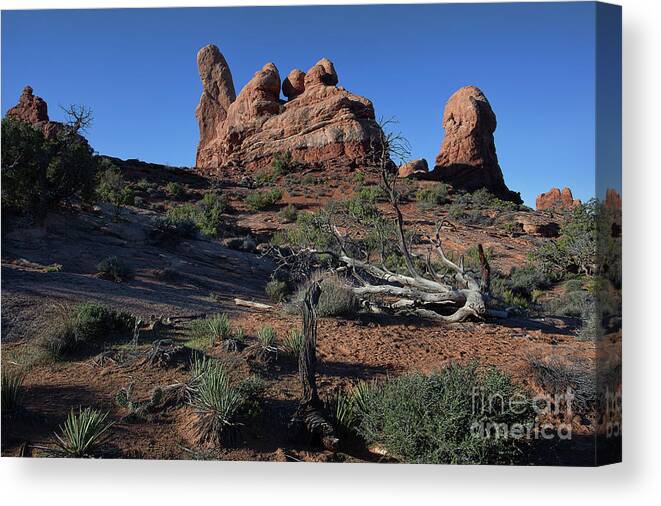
[289,282,339,450]
[269,119,500,323]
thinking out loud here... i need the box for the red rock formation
[431,86,521,204]
[5,85,82,141]
[7,86,49,125]
[398,158,428,178]
[195,44,382,172]
[536,187,582,211]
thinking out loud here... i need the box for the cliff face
[431,86,521,204]
[195,44,383,173]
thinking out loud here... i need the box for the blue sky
[2,3,615,206]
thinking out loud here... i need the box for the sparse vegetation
[155,192,227,238]
[97,256,134,282]
[247,188,282,211]
[52,407,114,457]
[96,160,135,218]
[165,181,184,198]
[38,302,134,360]
[189,313,232,347]
[415,184,449,209]
[278,204,298,223]
[265,278,289,302]
[281,328,305,356]
[1,370,25,414]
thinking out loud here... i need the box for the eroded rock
[431,86,521,204]
[536,187,581,211]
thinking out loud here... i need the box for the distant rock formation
[536,187,582,211]
[195,44,383,172]
[5,85,84,141]
[7,85,49,124]
[398,158,428,178]
[431,86,521,204]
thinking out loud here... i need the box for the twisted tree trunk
[289,282,339,450]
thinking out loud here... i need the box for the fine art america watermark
[470,387,576,441]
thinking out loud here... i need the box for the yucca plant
[191,365,243,445]
[247,325,278,364]
[326,381,374,437]
[189,313,232,346]
[281,328,305,357]
[52,407,114,457]
[1,370,25,414]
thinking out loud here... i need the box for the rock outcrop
[7,86,49,124]
[195,44,382,172]
[431,86,521,204]
[398,158,429,178]
[605,188,622,211]
[536,187,582,211]
[6,85,82,141]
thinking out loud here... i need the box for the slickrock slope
[536,187,582,211]
[195,44,383,173]
[432,86,522,204]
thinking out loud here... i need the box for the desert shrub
[278,204,298,223]
[189,313,232,347]
[529,200,598,279]
[96,256,134,282]
[247,188,282,211]
[528,356,596,415]
[564,278,584,292]
[325,381,372,437]
[165,181,184,198]
[195,192,227,236]
[236,375,267,418]
[156,193,227,238]
[271,211,334,250]
[39,303,134,359]
[134,178,156,192]
[281,328,305,356]
[272,150,295,175]
[316,278,359,317]
[256,326,277,349]
[301,173,316,185]
[490,264,551,308]
[96,160,135,217]
[353,172,365,184]
[45,263,63,272]
[1,117,97,216]
[265,278,289,302]
[415,184,449,209]
[52,407,114,457]
[1,370,25,414]
[356,363,535,464]
[544,289,591,317]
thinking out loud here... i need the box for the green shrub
[281,328,305,356]
[52,407,113,457]
[39,303,134,359]
[356,363,535,464]
[196,192,227,236]
[97,256,134,282]
[272,151,295,175]
[189,314,232,347]
[301,173,316,185]
[288,278,359,317]
[491,265,551,308]
[353,172,365,184]
[1,370,25,414]
[247,188,282,211]
[236,375,267,418]
[1,117,97,216]
[271,211,334,250]
[96,160,135,217]
[265,278,288,302]
[415,184,449,209]
[544,290,591,317]
[165,181,184,198]
[156,193,227,238]
[278,204,298,223]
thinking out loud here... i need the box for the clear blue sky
[2,3,615,206]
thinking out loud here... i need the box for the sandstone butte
[6,85,79,140]
[536,187,582,211]
[431,85,522,204]
[194,44,383,173]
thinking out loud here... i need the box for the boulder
[431,86,521,204]
[516,214,560,238]
[398,158,429,178]
[282,69,306,99]
[195,45,383,173]
[536,187,581,211]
